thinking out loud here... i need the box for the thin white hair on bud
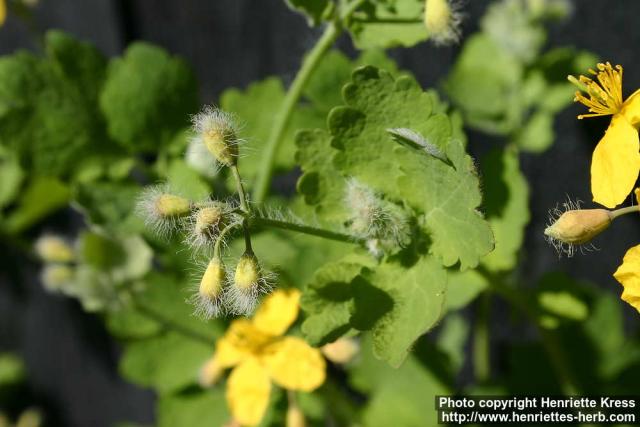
[344,178,411,254]
[135,184,186,238]
[544,196,584,258]
[184,200,239,254]
[185,138,218,178]
[224,268,275,316]
[386,128,447,161]
[189,105,245,167]
[425,0,464,46]
[188,259,226,319]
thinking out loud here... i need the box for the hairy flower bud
[137,186,191,237]
[544,209,611,245]
[35,235,75,263]
[41,264,75,293]
[228,252,273,315]
[424,0,462,46]
[192,257,226,318]
[191,106,240,167]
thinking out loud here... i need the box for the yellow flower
[614,244,640,313]
[207,289,326,426]
[571,62,640,208]
[0,0,6,27]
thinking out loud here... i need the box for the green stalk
[231,165,250,213]
[473,292,491,383]
[610,204,640,220]
[252,0,367,203]
[249,216,364,244]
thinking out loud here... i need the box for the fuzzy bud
[234,252,261,291]
[228,252,273,315]
[35,235,75,263]
[424,0,462,46]
[544,209,611,245]
[193,257,226,319]
[191,106,240,167]
[156,194,191,218]
[137,186,191,237]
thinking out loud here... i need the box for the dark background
[1,1,640,426]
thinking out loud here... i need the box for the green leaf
[300,260,365,345]
[396,138,494,269]
[284,0,332,25]
[105,305,163,339]
[100,42,198,152]
[157,389,229,427]
[0,353,25,387]
[480,147,529,271]
[166,159,210,200]
[437,313,469,374]
[0,31,109,176]
[445,269,488,311]
[3,176,71,233]
[357,257,447,367]
[347,0,428,49]
[0,148,24,209]
[74,181,143,233]
[119,331,211,394]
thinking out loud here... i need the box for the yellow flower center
[571,62,624,119]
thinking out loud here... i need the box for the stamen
[570,62,624,119]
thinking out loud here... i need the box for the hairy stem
[213,222,241,259]
[231,165,250,214]
[249,216,364,244]
[252,0,366,203]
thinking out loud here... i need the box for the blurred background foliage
[1,0,640,426]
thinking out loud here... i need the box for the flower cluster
[137,106,273,317]
[546,62,640,313]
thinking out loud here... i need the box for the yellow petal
[0,0,6,27]
[621,89,640,126]
[591,115,640,208]
[252,289,301,336]
[226,359,271,427]
[215,319,272,368]
[635,188,640,205]
[262,337,326,392]
[614,245,640,313]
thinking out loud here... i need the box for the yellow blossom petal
[590,114,640,208]
[635,188,640,205]
[226,359,271,427]
[252,289,301,337]
[215,319,273,368]
[621,89,640,126]
[0,0,5,27]
[262,336,326,392]
[613,245,640,313]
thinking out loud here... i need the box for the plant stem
[350,16,422,24]
[610,204,640,220]
[231,165,250,213]
[473,292,490,383]
[132,301,213,345]
[252,0,367,203]
[213,222,241,259]
[249,216,364,244]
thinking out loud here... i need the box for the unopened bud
[229,252,273,315]
[35,235,75,263]
[286,404,307,427]
[41,265,74,292]
[234,252,261,291]
[544,209,611,245]
[321,338,360,365]
[191,106,240,167]
[424,0,462,46]
[199,355,223,387]
[193,257,226,319]
[156,194,191,217]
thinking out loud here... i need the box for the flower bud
[41,264,74,293]
[198,355,223,387]
[35,235,75,263]
[155,194,191,217]
[137,186,191,237]
[193,257,226,319]
[544,209,611,245]
[191,106,240,167]
[424,0,462,46]
[321,338,360,365]
[286,404,307,427]
[228,252,273,315]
